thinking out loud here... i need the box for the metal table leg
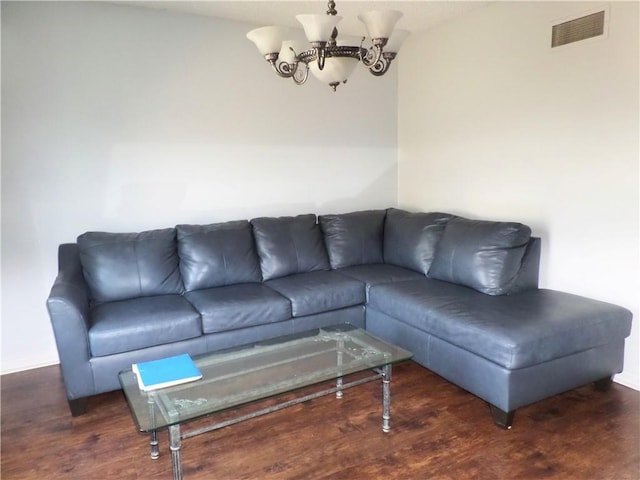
[169,424,183,480]
[381,364,392,433]
[336,337,344,399]
[148,394,159,459]
[149,430,159,460]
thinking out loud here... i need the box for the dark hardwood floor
[1,361,638,479]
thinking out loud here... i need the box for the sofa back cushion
[251,214,330,281]
[428,217,532,295]
[319,210,386,269]
[384,209,455,274]
[77,228,183,303]
[176,221,262,291]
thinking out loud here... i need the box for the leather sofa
[46,209,632,428]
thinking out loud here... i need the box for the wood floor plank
[1,362,638,479]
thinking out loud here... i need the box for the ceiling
[122,1,491,36]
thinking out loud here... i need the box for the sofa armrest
[46,243,95,400]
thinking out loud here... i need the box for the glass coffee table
[119,324,413,480]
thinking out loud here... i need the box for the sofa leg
[68,398,88,417]
[489,405,515,429]
[593,376,613,392]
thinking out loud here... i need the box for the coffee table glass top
[119,324,412,432]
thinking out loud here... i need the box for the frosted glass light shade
[357,10,403,39]
[296,14,342,42]
[385,29,410,53]
[279,40,310,64]
[247,26,289,55]
[309,56,359,85]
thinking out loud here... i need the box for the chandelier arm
[292,63,309,85]
[368,59,390,76]
[267,57,300,79]
[359,43,384,69]
[369,51,397,76]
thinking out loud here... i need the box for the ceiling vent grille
[552,10,606,47]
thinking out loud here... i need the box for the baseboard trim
[0,361,60,376]
[614,372,640,391]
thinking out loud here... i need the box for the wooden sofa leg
[593,376,613,392]
[489,405,515,429]
[68,398,88,417]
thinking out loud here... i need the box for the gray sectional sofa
[46,209,632,428]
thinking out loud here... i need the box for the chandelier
[246,1,409,92]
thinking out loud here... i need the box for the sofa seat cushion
[266,271,366,317]
[176,221,262,291]
[78,228,183,303]
[428,217,532,295]
[185,283,291,334]
[368,279,632,370]
[336,264,424,299]
[89,295,201,357]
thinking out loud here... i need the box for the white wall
[1,2,399,373]
[399,2,639,389]
[4,1,638,391]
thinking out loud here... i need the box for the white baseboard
[0,361,59,376]
[614,371,640,391]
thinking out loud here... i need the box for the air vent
[552,10,606,47]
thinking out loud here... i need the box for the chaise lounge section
[46,208,633,428]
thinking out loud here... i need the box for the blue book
[132,354,202,392]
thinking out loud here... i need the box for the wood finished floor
[1,361,639,479]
